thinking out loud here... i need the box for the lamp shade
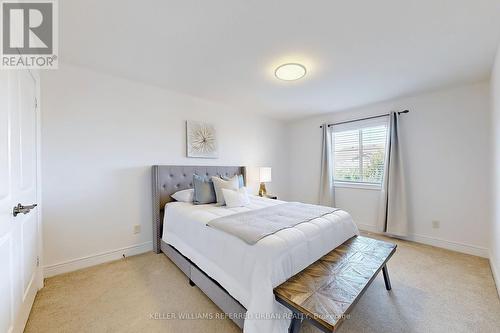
[259,167,272,183]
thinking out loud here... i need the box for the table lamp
[259,167,272,196]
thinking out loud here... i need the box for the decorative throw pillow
[212,175,240,206]
[222,187,250,208]
[193,174,216,205]
[223,174,244,188]
[171,189,194,202]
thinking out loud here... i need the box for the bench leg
[382,265,392,290]
[289,315,303,333]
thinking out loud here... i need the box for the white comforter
[162,195,359,333]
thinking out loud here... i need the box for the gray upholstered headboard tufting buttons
[151,165,246,253]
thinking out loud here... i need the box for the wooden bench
[274,236,397,333]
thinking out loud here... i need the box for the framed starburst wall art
[186,121,219,158]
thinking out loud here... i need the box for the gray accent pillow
[212,175,240,206]
[193,174,216,205]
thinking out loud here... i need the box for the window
[333,119,388,187]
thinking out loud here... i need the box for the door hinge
[34,98,38,109]
[36,256,40,267]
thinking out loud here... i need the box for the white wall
[491,45,500,293]
[40,64,289,275]
[40,63,495,278]
[288,82,491,257]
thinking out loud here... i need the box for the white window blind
[333,120,388,186]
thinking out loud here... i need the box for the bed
[152,165,359,333]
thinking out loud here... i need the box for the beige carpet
[25,234,500,333]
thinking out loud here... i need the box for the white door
[0,70,41,333]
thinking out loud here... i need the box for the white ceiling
[60,0,500,119]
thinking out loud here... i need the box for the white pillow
[222,187,250,208]
[212,175,240,206]
[171,188,194,202]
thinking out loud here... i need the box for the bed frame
[151,165,248,329]
[152,165,396,333]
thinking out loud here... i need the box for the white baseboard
[407,233,489,258]
[356,223,379,233]
[43,241,153,278]
[357,223,489,258]
[490,253,500,299]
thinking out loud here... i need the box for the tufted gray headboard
[151,165,246,253]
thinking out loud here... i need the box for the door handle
[12,203,37,217]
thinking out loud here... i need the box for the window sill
[334,182,382,191]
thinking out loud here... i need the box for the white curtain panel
[377,112,409,236]
[319,124,335,207]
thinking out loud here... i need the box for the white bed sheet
[162,195,359,333]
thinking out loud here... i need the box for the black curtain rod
[319,110,409,128]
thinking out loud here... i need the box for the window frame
[331,116,389,190]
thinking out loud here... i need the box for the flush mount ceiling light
[274,63,306,81]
